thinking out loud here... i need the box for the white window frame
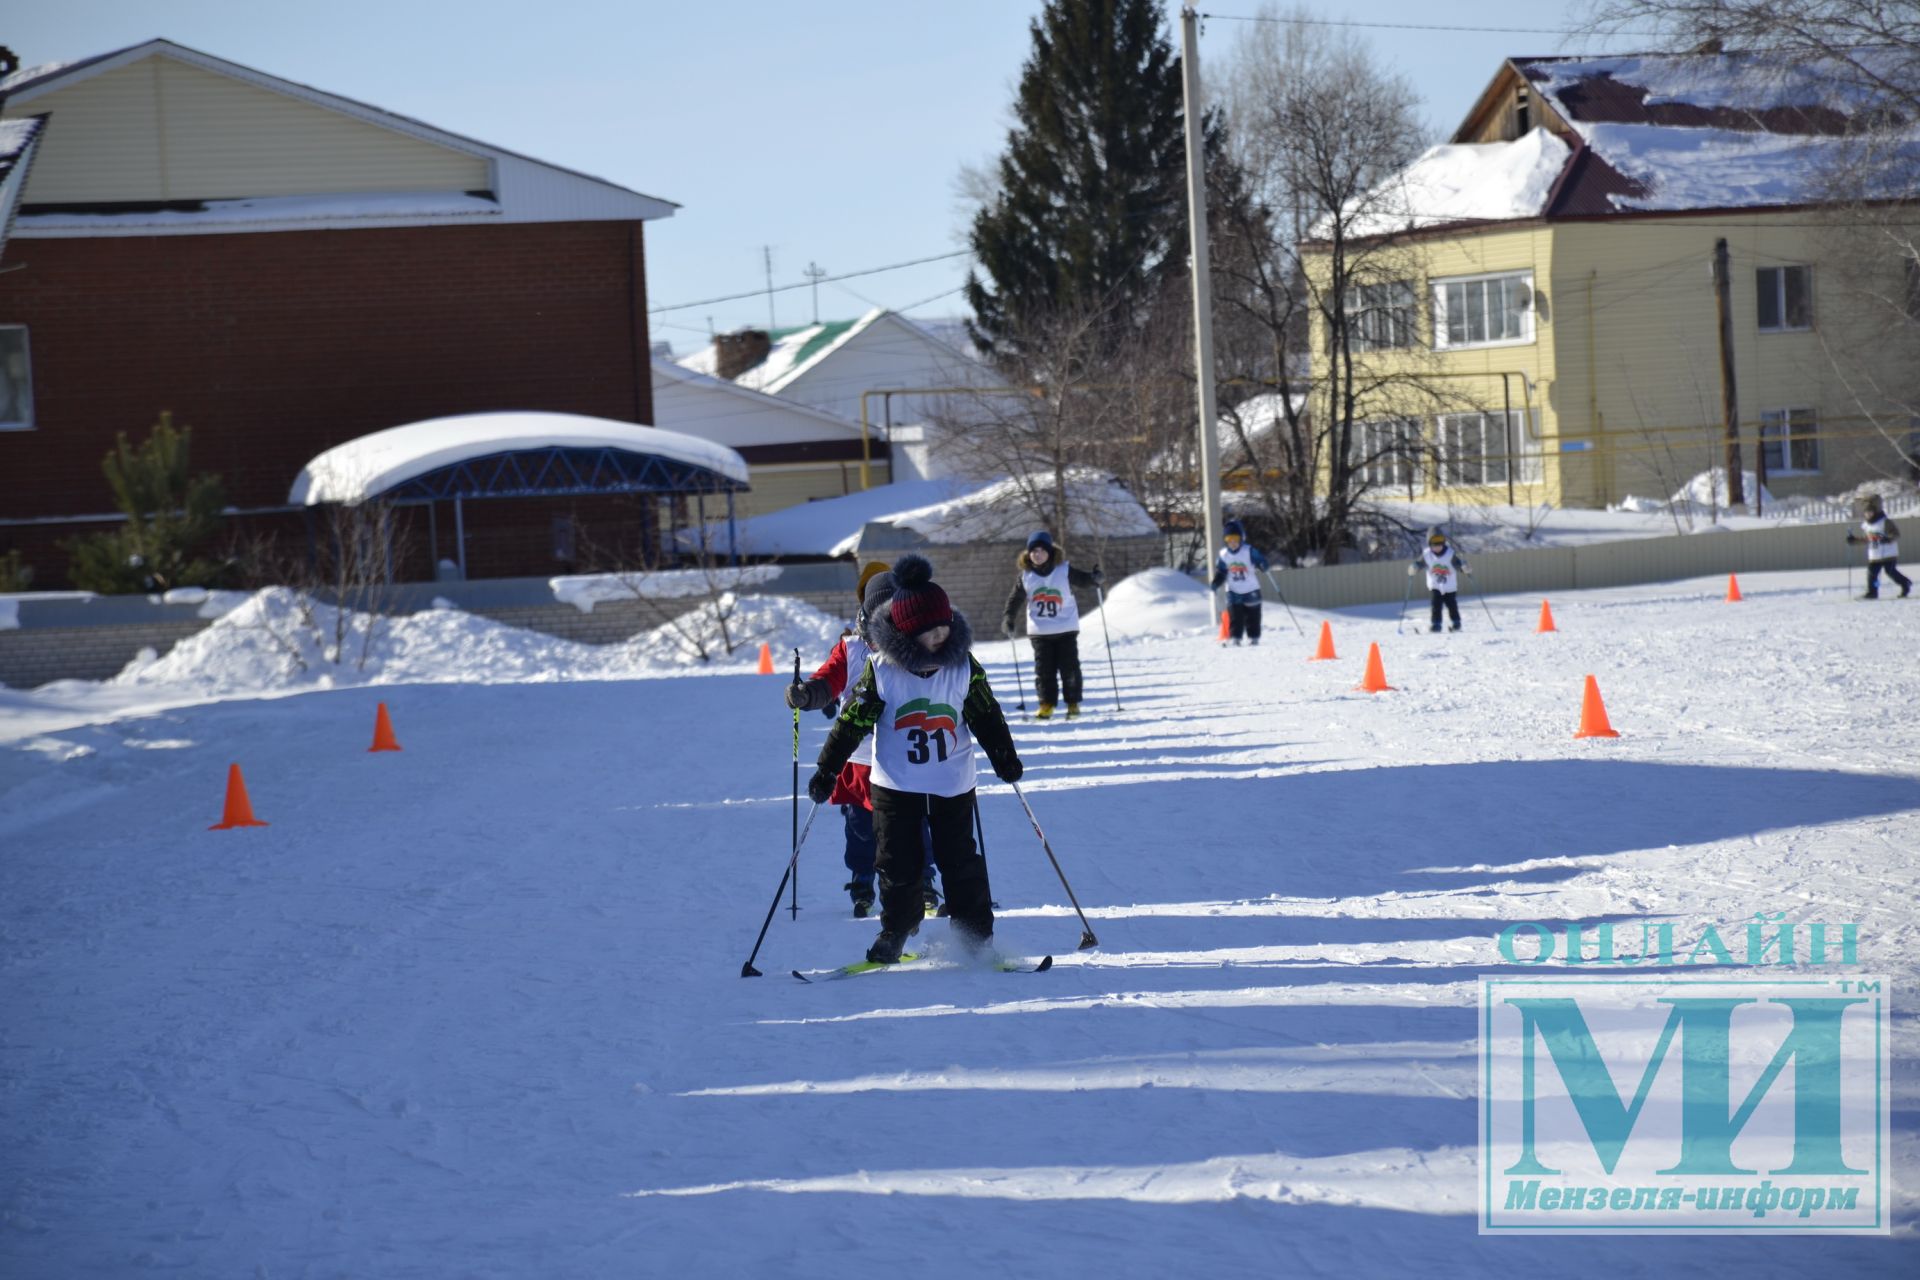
[1437,410,1542,487]
[1756,264,1813,333]
[0,326,32,432]
[1344,280,1417,352]
[1432,270,1535,350]
[1352,418,1424,494]
[1759,407,1820,475]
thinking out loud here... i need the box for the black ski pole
[1467,568,1499,630]
[1396,566,1416,635]
[1094,584,1122,711]
[1008,779,1098,950]
[742,800,823,977]
[1260,569,1304,636]
[1008,633,1028,711]
[790,649,801,920]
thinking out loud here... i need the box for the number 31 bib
[870,658,976,797]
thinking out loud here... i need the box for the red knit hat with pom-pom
[887,553,952,637]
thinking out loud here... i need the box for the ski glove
[991,752,1023,784]
[1090,568,1104,585]
[1847,534,1859,544]
[784,679,810,709]
[821,698,839,719]
[1001,619,1016,637]
[1407,564,1418,577]
[806,768,835,805]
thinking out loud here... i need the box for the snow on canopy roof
[1324,128,1571,240]
[1516,50,1920,214]
[289,411,749,505]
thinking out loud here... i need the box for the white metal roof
[289,411,750,505]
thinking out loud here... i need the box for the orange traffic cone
[1574,674,1621,739]
[756,642,775,674]
[209,763,268,829]
[1218,609,1232,642]
[369,701,402,752]
[1536,600,1558,633]
[1354,642,1395,693]
[1725,574,1743,602]
[1308,620,1338,661]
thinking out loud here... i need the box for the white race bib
[870,658,976,797]
[1023,566,1081,635]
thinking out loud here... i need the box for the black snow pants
[870,783,993,941]
[1227,594,1263,642]
[1029,631,1083,706]
[1430,589,1462,630]
[1866,558,1913,597]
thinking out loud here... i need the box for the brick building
[0,40,678,584]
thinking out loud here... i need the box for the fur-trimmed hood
[1016,545,1072,575]
[870,605,974,673]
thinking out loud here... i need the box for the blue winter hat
[1026,530,1054,551]
[1223,519,1245,540]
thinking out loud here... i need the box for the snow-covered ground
[2,568,1915,1276]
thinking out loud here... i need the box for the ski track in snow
[1,569,1916,1276]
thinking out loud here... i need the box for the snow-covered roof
[24,190,502,231]
[678,311,883,394]
[1333,128,1571,239]
[0,115,46,257]
[289,411,750,505]
[831,471,1159,557]
[1516,50,1920,215]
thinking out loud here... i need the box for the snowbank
[1085,567,1214,640]
[109,587,844,695]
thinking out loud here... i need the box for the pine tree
[965,0,1197,372]
[66,412,230,593]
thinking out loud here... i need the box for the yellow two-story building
[1305,51,1920,511]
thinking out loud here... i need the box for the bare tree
[1214,5,1482,563]
[235,500,410,673]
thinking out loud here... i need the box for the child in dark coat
[812,554,1023,963]
[784,563,940,916]
[1209,518,1269,645]
[1001,530,1102,719]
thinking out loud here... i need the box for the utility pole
[1180,6,1224,600]
[763,246,776,331]
[802,262,827,324]
[1712,238,1745,511]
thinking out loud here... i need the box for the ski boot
[845,881,875,919]
[866,929,909,965]
[1064,702,1080,720]
[923,883,942,916]
[1035,702,1055,720]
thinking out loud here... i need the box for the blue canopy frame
[311,444,747,579]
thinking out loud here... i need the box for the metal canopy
[378,444,747,502]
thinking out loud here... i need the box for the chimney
[714,329,771,381]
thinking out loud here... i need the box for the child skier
[1001,530,1102,719]
[1208,518,1269,644]
[1410,527,1471,632]
[1847,494,1911,599]
[784,563,942,917]
[811,553,1023,964]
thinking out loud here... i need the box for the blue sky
[12,1,1633,347]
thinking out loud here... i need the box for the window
[1433,271,1534,349]
[1759,408,1820,474]
[1756,265,1812,332]
[0,327,31,430]
[1438,411,1543,487]
[1345,280,1416,351]
[1352,419,1423,493]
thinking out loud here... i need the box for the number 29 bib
[1023,566,1081,635]
[870,658,976,797]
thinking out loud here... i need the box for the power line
[649,249,972,315]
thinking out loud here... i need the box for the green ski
[791,954,1051,982]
